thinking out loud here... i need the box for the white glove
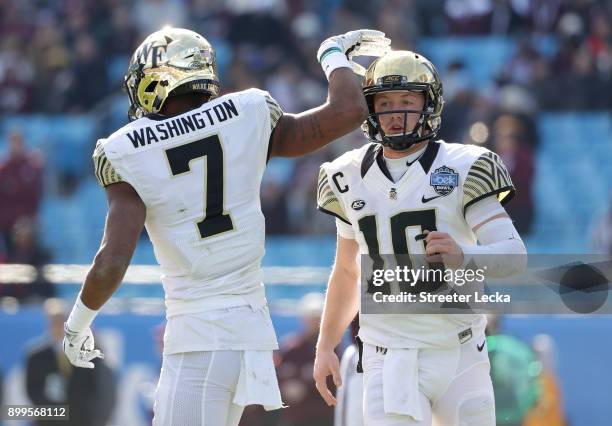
[63,324,104,369]
[318,29,391,79]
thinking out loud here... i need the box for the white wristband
[319,48,351,80]
[66,294,99,333]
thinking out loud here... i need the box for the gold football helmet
[124,28,220,121]
[362,50,444,150]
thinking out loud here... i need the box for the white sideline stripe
[0,264,331,285]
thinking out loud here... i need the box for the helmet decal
[124,28,220,122]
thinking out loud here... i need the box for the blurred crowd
[0,131,53,302]
[1,0,611,113]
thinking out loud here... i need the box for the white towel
[382,348,422,420]
[233,350,284,411]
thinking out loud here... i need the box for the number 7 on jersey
[165,135,234,239]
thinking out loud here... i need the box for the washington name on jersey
[124,99,240,148]
[317,141,515,349]
[92,88,282,320]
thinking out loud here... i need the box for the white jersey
[93,88,283,318]
[317,140,515,349]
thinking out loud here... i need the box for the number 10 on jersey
[165,135,234,239]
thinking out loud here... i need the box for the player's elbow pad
[461,217,527,278]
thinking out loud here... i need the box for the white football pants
[153,351,244,426]
[337,337,495,426]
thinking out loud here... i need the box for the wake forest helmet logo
[430,166,459,196]
[133,41,168,68]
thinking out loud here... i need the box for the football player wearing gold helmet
[314,51,527,426]
[62,27,391,426]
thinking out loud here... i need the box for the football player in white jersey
[313,51,527,425]
[61,27,392,426]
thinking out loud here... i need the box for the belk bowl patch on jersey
[430,166,459,196]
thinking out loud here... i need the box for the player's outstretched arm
[63,182,145,368]
[269,30,390,158]
[314,235,360,406]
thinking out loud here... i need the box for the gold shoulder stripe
[264,93,283,131]
[463,151,515,213]
[92,144,124,188]
[317,167,327,191]
[316,168,350,224]
[96,156,108,185]
[318,178,329,199]
[317,170,329,198]
[94,154,104,184]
